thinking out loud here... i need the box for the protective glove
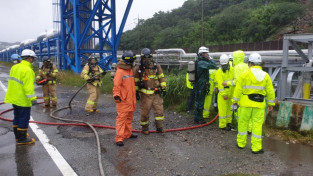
[46,72,51,76]
[31,100,37,106]
[114,96,122,103]
[101,71,107,76]
[136,92,140,100]
[87,78,95,83]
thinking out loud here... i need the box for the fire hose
[0,72,219,176]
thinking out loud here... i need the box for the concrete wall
[265,101,313,131]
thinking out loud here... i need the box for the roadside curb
[266,101,313,131]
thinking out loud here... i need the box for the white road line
[0,80,7,92]
[0,80,77,176]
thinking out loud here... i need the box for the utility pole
[137,15,140,51]
[201,0,204,46]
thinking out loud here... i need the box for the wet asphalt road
[1,64,313,176]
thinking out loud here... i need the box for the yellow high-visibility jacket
[4,60,37,107]
[185,73,193,89]
[215,66,234,97]
[232,66,275,109]
[209,69,217,94]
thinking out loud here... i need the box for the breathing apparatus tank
[188,61,196,82]
[110,63,117,80]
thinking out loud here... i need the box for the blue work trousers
[187,89,195,112]
[13,105,31,128]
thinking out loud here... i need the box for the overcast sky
[0,0,187,43]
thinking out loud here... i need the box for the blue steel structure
[0,0,133,73]
[60,0,133,72]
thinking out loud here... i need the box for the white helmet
[198,46,209,56]
[21,49,37,58]
[248,53,262,63]
[219,54,229,65]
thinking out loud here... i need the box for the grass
[56,70,113,94]
[264,126,313,146]
[0,61,13,67]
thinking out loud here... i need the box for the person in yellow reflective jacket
[81,54,106,112]
[232,53,275,154]
[185,73,194,113]
[203,68,217,118]
[215,54,234,130]
[4,49,37,145]
[223,50,250,131]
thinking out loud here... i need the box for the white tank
[110,63,117,79]
[188,61,195,82]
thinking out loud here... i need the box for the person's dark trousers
[194,88,206,122]
[187,89,195,112]
[13,104,31,128]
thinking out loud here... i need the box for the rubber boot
[142,125,149,135]
[13,125,29,141]
[42,104,50,108]
[17,128,35,145]
[156,127,166,133]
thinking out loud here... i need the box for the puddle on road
[263,137,313,175]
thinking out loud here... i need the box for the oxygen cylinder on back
[188,61,195,82]
[110,63,117,80]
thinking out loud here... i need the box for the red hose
[0,101,218,133]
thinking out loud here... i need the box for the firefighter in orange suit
[113,51,137,147]
[113,51,137,146]
[36,56,58,108]
[81,54,106,112]
[134,48,166,135]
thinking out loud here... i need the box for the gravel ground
[50,84,287,176]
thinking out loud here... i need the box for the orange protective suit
[113,60,136,143]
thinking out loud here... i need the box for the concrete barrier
[267,101,313,131]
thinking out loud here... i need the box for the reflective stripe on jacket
[4,60,37,107]
[36,64,58,84]
[134,63,166,94]
[232,66,275,108]
[80,64,104,86]
[113,61,136,112]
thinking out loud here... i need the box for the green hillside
[119,0,309,52]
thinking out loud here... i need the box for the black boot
[194,119,206,124]
[224,123,232,131]
[17,128,35,145]
[129,134,138,138]
[156,128,166,133]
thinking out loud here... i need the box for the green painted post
[276,101,292,128]
[300,105,313,131]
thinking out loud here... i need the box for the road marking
[0,81,7,92]
[0,80,77,176]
